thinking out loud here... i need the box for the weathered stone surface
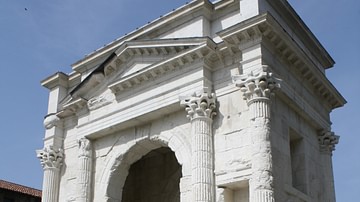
[38,0,345,202]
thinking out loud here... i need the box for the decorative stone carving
[232,66,281,102]
[181,91,216,202]
[43,114,60,129]
[87,94,112,110]
[78,137,92,158]
[233,66,281,120]
[318,130,340,154]
[180,92,216,120]
[37,146,64,169]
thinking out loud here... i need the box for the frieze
[87,94,112,111]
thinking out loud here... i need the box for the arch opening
[121,147,182,202]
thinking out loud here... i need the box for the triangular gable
[59,37,217,116]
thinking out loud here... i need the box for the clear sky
[0,0,358,201]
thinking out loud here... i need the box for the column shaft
[191,117,214,202]
[249,100,274,202]
[232,67,280,202]
[42,168,61,202]
[181,92,216,202]
[320,154,336,202]
[77,156,92,202]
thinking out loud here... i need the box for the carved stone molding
[87,95,112,111]
[78,138,92,158]
[37,146,64,170]
[232,66,281,103]
[180,92,216,120]
[318,130,340,154]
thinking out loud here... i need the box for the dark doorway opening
[122,147,182,202]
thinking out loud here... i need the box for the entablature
[70,38,216,98]
[41,72,69,90]
[51,37,218,123]
[217,12,346,110]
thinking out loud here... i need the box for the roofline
[268,0,335,68]
[71,0,215,71]
[0,180,42,198]
[217,13,346,109]
[70,37,215,98]
[41,71,69,90]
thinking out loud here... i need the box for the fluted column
[181,92,216,202]
[77,138,93,202]
[233,66,280,202]
[318,130,339,202]
[37,146,64,202]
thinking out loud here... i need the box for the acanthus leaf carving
[318,130,340,154]
[37,146,64,169]
[232,65,281,103]
[180,91,216,120]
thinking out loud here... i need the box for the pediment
[59,37,217,117]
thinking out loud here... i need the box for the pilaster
[318,130,339,202]
[233,66,280,202]
[77,138,93,202]
[181,92,216,202]
[37,146,64,202]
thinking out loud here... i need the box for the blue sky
[0,0,358,201]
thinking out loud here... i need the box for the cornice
[108,39,216,94]
[41,72,69,90]
[217,13,346,109]
[57,97,87,118]
[266,0,335,69]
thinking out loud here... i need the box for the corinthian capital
[232,66,281,102]
[78,137,92,158]
[318,131,340,154]
[180,92,216,120]
[37,146,64,169]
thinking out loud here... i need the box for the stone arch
[98,131,191,202]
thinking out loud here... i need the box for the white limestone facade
[38,0,346,202]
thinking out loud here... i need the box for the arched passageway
[121,147,182,202]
